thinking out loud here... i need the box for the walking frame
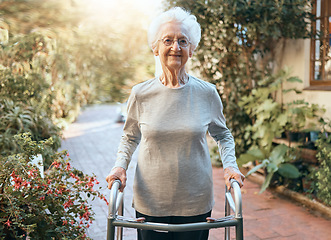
[107,179,243,240]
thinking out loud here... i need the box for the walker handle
[108,180,122,219]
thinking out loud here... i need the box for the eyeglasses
[159,37,191,47]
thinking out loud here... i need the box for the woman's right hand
[106,167,127,192]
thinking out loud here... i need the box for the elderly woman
[106,7,244,240]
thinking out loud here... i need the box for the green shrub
[0,31,63,164]
[237,70,324,192]
[0,99,61,167]
[0,133,107,239]
[314,123,331,206]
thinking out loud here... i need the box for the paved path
[61,104,331,240]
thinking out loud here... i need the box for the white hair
[148,7,201,51]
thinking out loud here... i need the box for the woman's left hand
[224,167,245,189]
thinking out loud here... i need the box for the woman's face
[154,22,193,72]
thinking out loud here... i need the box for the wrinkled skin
[106,167,127,192]
[223,167,245,190]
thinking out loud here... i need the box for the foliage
[0,31,61,165]
[245,144,301,193]
[239,70,323,154]
[313,121,331,206]
[0,0,155,160]
[0,133,107,239]
[166,0,313,155]
[237,69,324,192]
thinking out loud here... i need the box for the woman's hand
[224,167,245,189]
[106,167,127,192]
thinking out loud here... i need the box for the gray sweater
[114,75,238,216]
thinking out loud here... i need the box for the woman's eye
[164,38,173,44]
[179,39,188,45]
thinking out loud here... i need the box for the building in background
[275,0,331,119]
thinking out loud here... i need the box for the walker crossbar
[107,179,243,240]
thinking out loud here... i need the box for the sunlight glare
[84,0,163,24]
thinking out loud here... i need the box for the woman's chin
[165,62,185,71]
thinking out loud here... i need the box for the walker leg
[225,186,231,240]
[235,218,243,240]
[116,198,124,240]
[107,218,116,240]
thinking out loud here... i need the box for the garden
[1,0,331,239]
[167,0,331,208]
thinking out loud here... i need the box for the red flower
[22,181,30,187]
[66,162,71,171]
[82,210,90,220]
[102,196,109,205]
[5,219,11,227]
[62,220,68,225]
[63,197,73,209]
[51,161,61,168]
[14,182,21,189]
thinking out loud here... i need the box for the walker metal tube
[108,180,121,218]
[116,192,124,214]
[107,180,121,240]
[231,179,242,218]
[112,219,240,232]
[231,179,243,240]
[116,193,124,240]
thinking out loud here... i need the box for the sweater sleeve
[208,87,238,170]
[113,89,141,170]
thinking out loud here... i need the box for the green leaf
[246,147,265,159]
[246,159,269,177]
[267,162,278,173]
[237,153,258,166]
[260,171,275,193]
[286,76,302,83]
[269,144,288,164]
[277,163,300,179]
[257,99,278,113]
[277,113,288,126]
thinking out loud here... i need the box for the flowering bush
[0,133,108,239]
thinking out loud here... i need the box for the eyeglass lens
[162,38,189,47]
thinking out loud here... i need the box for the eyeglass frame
[158,37,191,48]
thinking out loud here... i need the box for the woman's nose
[171,40,181,50]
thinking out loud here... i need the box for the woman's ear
[152,45,159,56]
[189,49,193,58]
[189,45,194,58]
